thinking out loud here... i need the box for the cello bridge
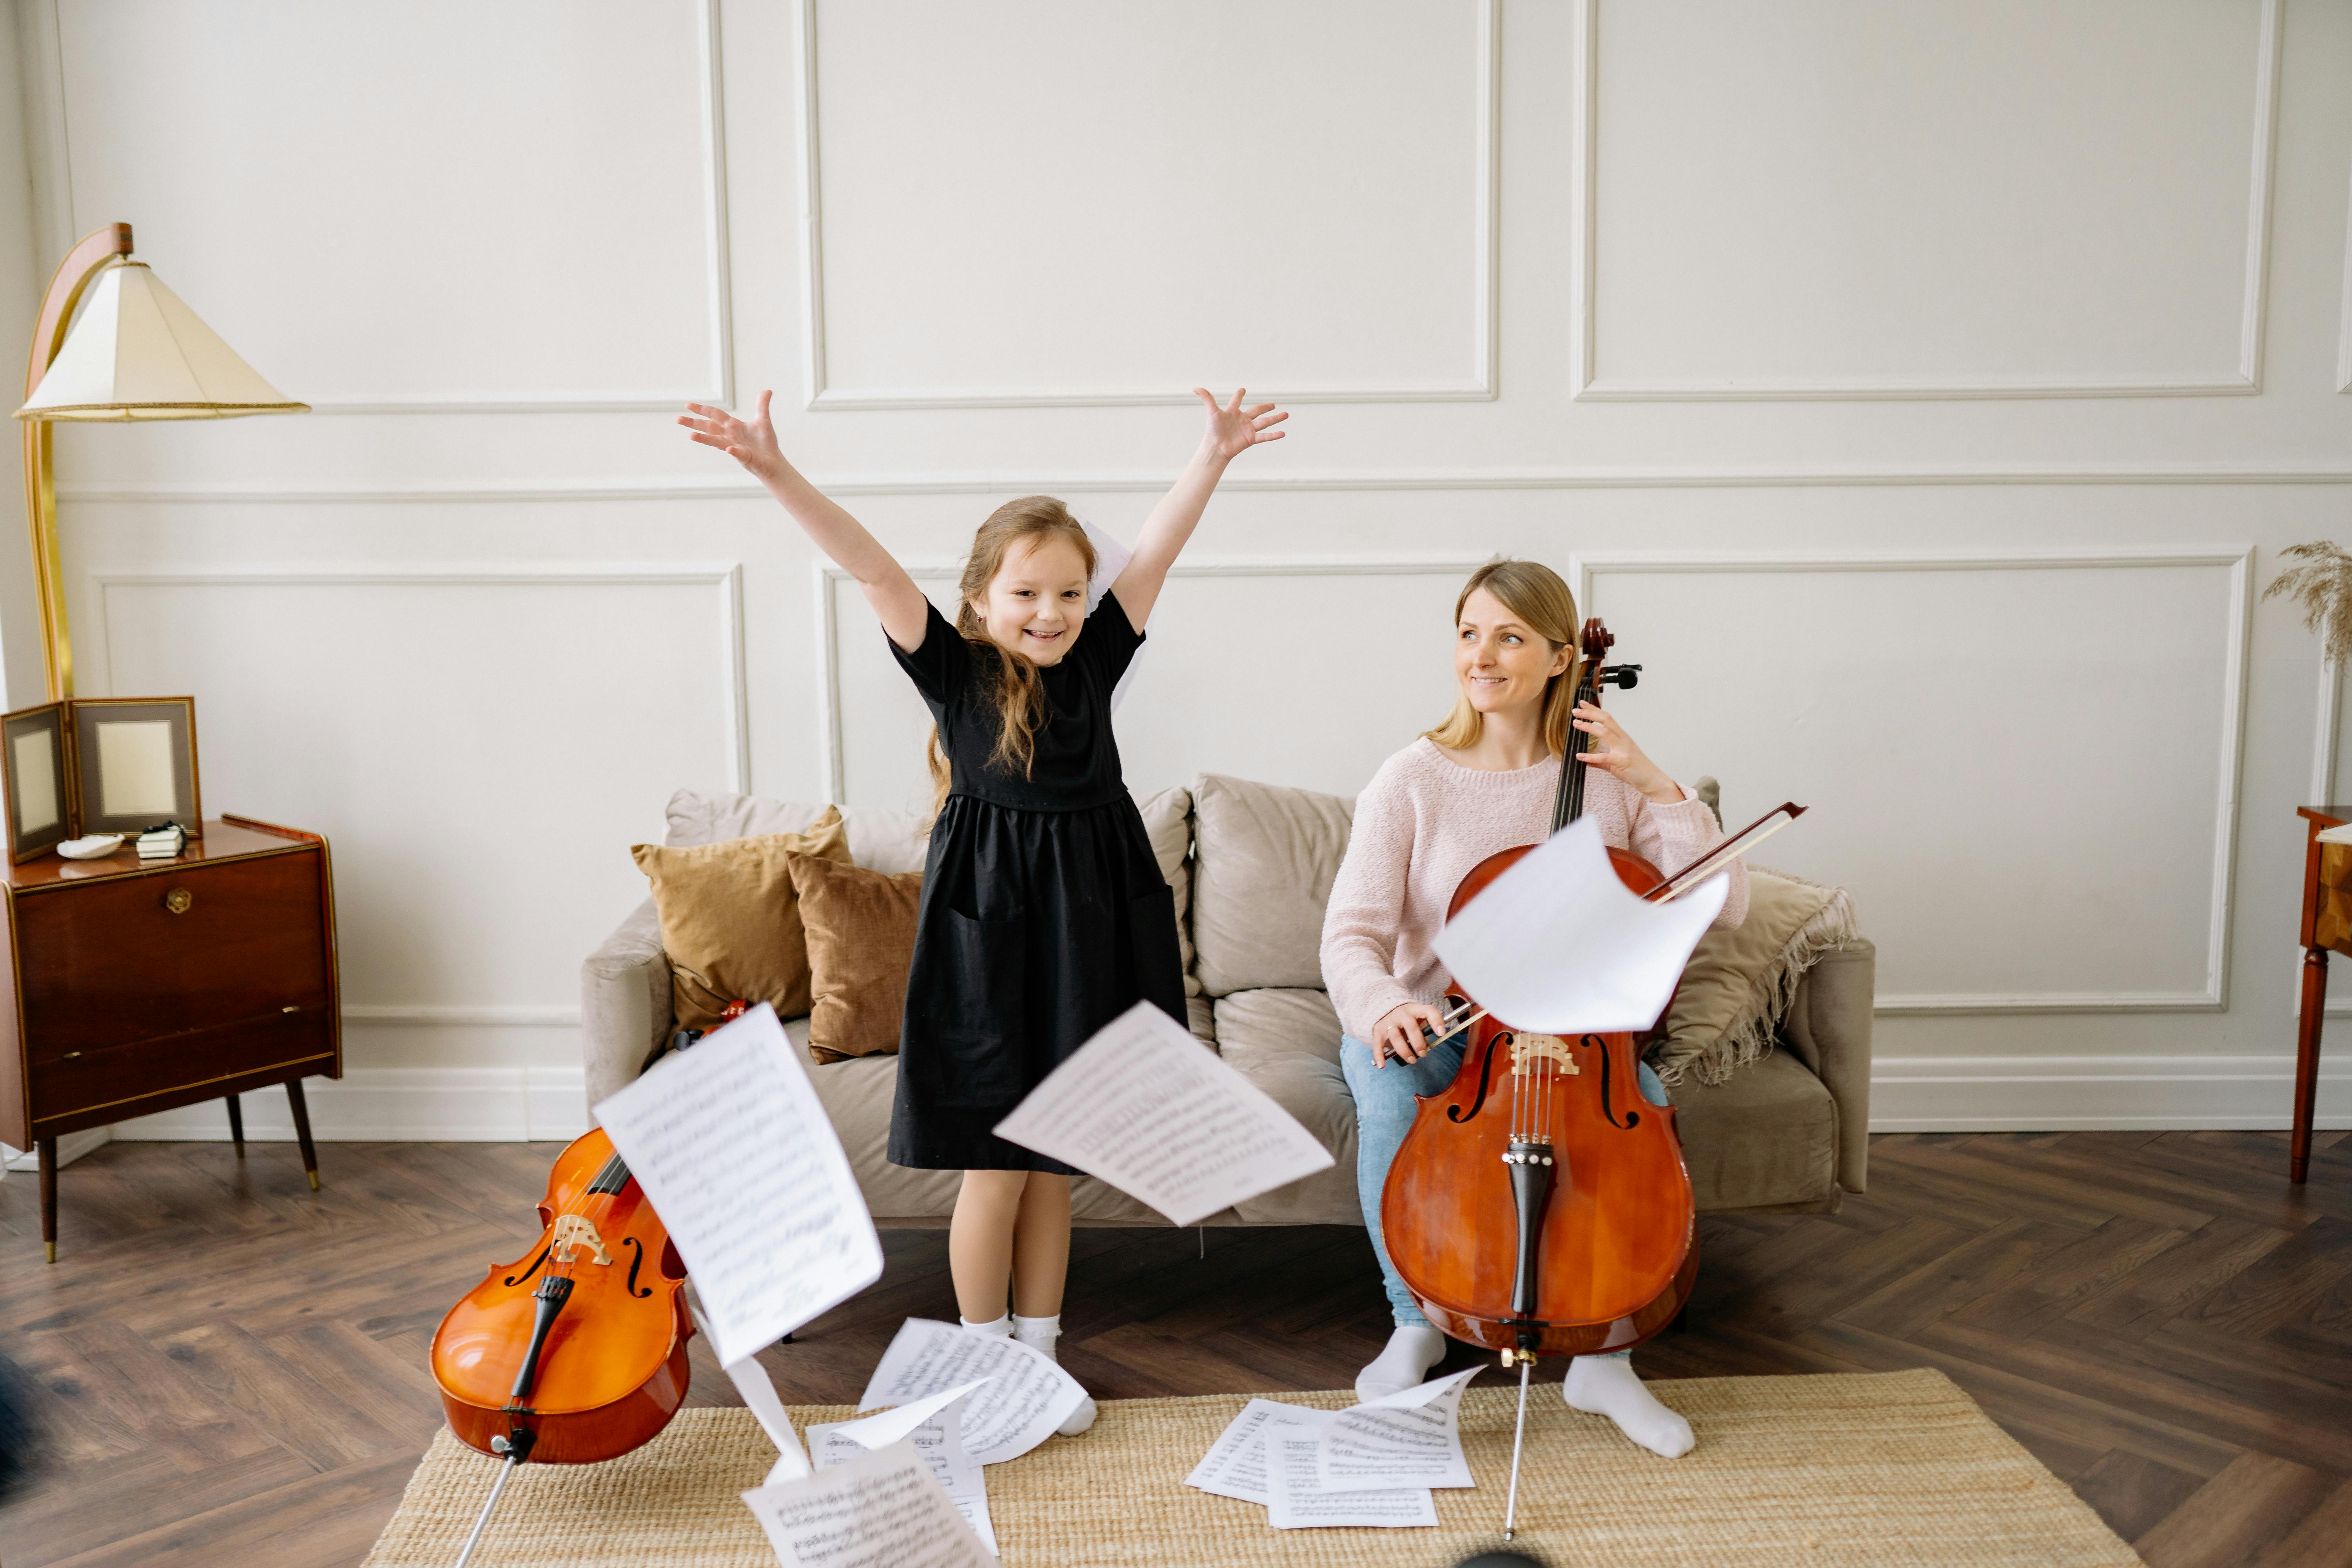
[550,1214,613,1266]
[1509,1034,1579,1076]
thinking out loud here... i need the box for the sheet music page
[858,1318,1085,1464]
[1316,1368,1477,1492]
[1265,1430,1436,1530]
[689,1291,812,1483]
[1433,817,1729,1035]
[991,1002,1335,1227]
[1077,520,1142,713]
[594,1004,884,1367]
[741,1439,996,1568]
[806,1381,995,1555]
[1182,1400,1330,1505]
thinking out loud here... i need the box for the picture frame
[71,696,201,838]
[2,702,71,863]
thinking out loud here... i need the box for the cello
[429,1127,695,1564]
[1379,618,1802,1537]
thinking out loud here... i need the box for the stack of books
[135,824,187,861]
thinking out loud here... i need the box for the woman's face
[1454,585,1568,720]
[972,534,1091,666]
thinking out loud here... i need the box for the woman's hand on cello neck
[1571,701,1687,806]
[1370,1000,1450,1067]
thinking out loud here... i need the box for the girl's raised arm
[680,390,931,652]
[1111,387,1286,630]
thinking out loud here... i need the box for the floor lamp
[13,221,307,700]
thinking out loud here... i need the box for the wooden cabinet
[0,815,340,1260]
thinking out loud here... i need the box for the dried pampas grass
[2265,542,2352,668]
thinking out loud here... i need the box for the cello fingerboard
[586,1154,631,1196]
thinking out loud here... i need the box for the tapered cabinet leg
[225,1094,245,1158]
[285,1078,321,1191]
[2294,947,2327,1184]
[38,1137,57,1263]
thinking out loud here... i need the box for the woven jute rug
[363,1368,2140,1567]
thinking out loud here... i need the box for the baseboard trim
[105,1067,593,1143]
[1871,1054,2351,1133]
[2,1127,111,1172]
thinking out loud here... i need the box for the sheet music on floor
[1183,1400,1332,1505]
[594,1003,883,1368]
[1434,816,1729,1036]
[1265,1428,1436,1530]
[993,1001,1334,1227]
[806,1380,995,1555]
[742,1439,995,1568]
[859,1318,1086,1465]
[1316,1368,1477,1492]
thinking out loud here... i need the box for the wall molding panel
[1575,548,2254,1013]
[1872,1053,2350,1132]
[1572,0,2285,401]
[794,0,1501,410]
[89,563,752,794]
[2339,153,2352,393]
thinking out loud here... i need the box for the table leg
[225,1094,245,1158]
[285,1078,321,1191]
[38,1136,56,1264]
[2294,947,2327,1184]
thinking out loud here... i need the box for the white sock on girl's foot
[1013,1314,1062,1359]
[960,1313,1012,1337]
[1355,1325,1447,1402]
[1563,1353,1693,1458]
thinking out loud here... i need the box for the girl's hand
[1572,701,1685,804]
[1371,1000,1449,1066]
[1194,386,1287,464]
[679,391,787,485]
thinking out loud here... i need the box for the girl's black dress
[887,590,1186,1172]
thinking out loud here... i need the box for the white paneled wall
[0,0,2343,1145]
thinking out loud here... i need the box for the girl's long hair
[1423,557,1581,759]
[925,496,1098,818]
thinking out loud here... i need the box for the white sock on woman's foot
[960,1313,1012,1338]
[1013,1314,1062,1360]
[1356,1325,1447,1403]
[1563,1354,1693,1458]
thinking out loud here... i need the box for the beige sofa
[582,777,1874,1227]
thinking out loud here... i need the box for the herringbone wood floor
[1,1129,2347,1566]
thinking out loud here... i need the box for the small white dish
[57,834,125,860]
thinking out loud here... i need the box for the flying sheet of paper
[594,1004,884,1367]
[689,1291,812,1484]
[1079,519,1141,713]
[1265,1430,1436,1530]
[858,1318,1085,1465]
[993,1001,1334,1227]
[1183,1400,1331,1505]
[807,1381,995,1556]
[1316,1368,1477,1492]
[2319,822,2352,845]
[742,1438,996,1568]
[1433,816,1730,1035]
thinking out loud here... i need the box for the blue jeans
[1342,1032,1667,1336]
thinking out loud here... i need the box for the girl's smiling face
[971,534,1091,665]
[1454,585,1568,719]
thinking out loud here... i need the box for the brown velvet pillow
[630,808,852,1031]
[791,852,924,1064]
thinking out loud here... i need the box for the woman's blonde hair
[1423,557,1582,757]
[925,495,1098,817]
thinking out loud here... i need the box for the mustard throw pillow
[630,808,852,1031]
[1650,867,1858,1087]
[789,852,924,1064]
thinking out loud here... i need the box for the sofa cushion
[630,811,852,1030]
[1134,786,1199,997]
[793,855,924,1063]
[1652,867,1859,1088]
[1190,774,1354,996]
[664,789,931,874]
[1667,1049,1838,1212]
[1212,987,1342,1068]
[1208,987,1359,1224]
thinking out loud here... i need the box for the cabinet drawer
[30,1008,333,1125]
[16,849,330,1060]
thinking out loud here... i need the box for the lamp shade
[14,261,306,421]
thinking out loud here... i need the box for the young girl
[1319,558,1746,1457]
[680,386,1285,1431]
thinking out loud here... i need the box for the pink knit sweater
[1319,737,1749,1043]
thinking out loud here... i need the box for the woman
[1318,558,1746,1458]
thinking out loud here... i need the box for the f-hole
[1584,1034,1641,1130]
[502,1244,551,1289]
[622,1235,654,1299]
[1448,1034,1512,1123]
